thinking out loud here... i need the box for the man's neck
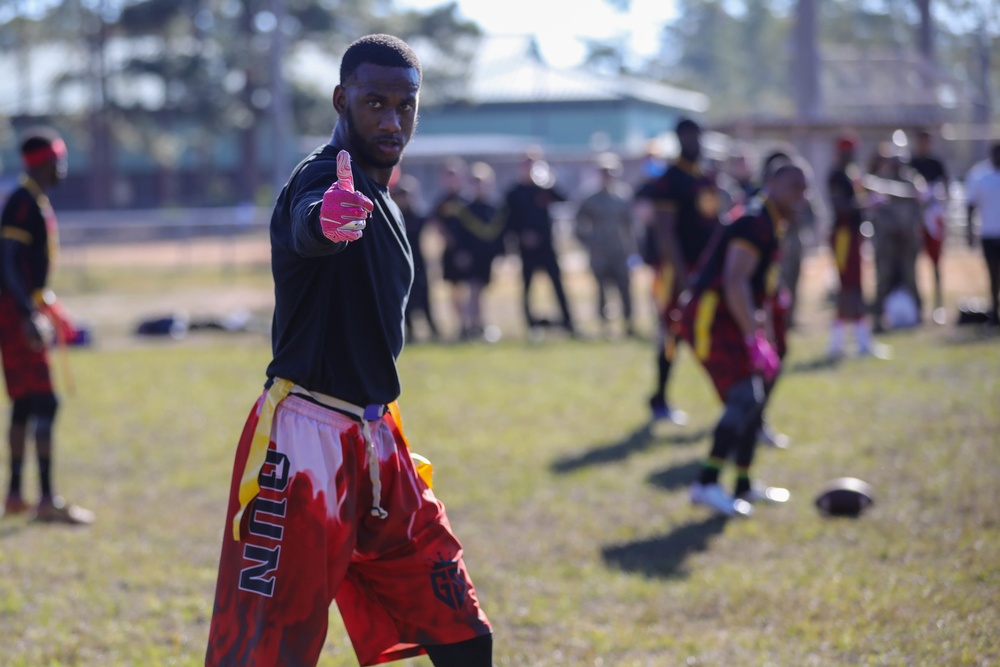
[23,171,51,193]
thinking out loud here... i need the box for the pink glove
[745,330,780,382]
[319,150,374,243]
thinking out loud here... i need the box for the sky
[395,0,679,69]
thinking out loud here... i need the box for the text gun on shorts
[319,150,374,243]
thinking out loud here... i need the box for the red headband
[22,138,67,169]
[836,136,858,152]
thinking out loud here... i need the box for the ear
[332,85,347,115]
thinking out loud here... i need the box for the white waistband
[288,385,386,421]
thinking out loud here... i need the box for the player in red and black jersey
[0,128,93,524]
[909,129,950,321]
[637,117,723,424]
[677,164,807,517]
[827,134,887,358]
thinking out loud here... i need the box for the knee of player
[32,393,59,437]
[717,382,760,435]
[11,398,33,426]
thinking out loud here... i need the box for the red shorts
[830,224,862,289]
[923,203,946,265]
[0,293,52,400]
[206,392,491,667]
[679,289,752,400]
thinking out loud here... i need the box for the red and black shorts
[830,223,862,290]
[922,202,946,265]
[206,391,491,666]
[679,289,752,400]
[0,293,52,400]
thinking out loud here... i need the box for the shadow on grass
[786,354,842,373]
[940,327,1000,346]
[0,521,29,539]
[550,425,710,474]
[601,515,729,578]
[647,459,703,492]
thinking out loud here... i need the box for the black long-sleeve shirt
[265,144,414,406]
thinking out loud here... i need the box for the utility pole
[87,0,113,209]
[915,0,935,68]
[269,0,292,196]
[972,22,991,158]
[14,0,32,114]
[792,0,820,121]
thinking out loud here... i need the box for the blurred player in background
[394,173,440,342]
[826,134,887,359]
[637,117,724,425]
[865,145,924,330]
[504,149,576,338]
[909,129,950,323]
[679,163,807,516]
[575,152,637,338]
[966,143,1000,326]
[433,160,505,341]
[463,161,506,341]
[0,128,93,525]
[205,35,492,667]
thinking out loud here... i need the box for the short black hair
[340,34,422,86]
[771,162,805,181]
[675,117,701,135]
[762,150,790,172]
[20,126,62,155]
[991,143,1000,168]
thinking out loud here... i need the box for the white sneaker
[690,482,753,517]
[737,485,790,505]
[858,342,892,360]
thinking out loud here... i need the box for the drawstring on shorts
[232,379,392,541]
[361,417,389,519]
[295,389,390,520]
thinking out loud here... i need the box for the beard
[344,107,410,170]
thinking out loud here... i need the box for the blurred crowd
[390,124,995,347]
[385,120,999,518]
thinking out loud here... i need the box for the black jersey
[641,159,722,267]
[401,207,429,275]
[693,197,783,307]
[433,192,472,247]
[827,166,864,229]
[266,143,413,406]
[436,195,503,258]
[0,178,56,315]
[909,155,948,186]
[504,182,566,246]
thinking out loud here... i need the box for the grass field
[0,243,998,666]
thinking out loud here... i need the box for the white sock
[856,320,871,351]
[829,320,845,353]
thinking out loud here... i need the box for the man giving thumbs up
[206,34,493,667]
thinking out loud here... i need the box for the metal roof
[447,35,709,112]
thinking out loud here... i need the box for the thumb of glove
[337,150,355,193]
